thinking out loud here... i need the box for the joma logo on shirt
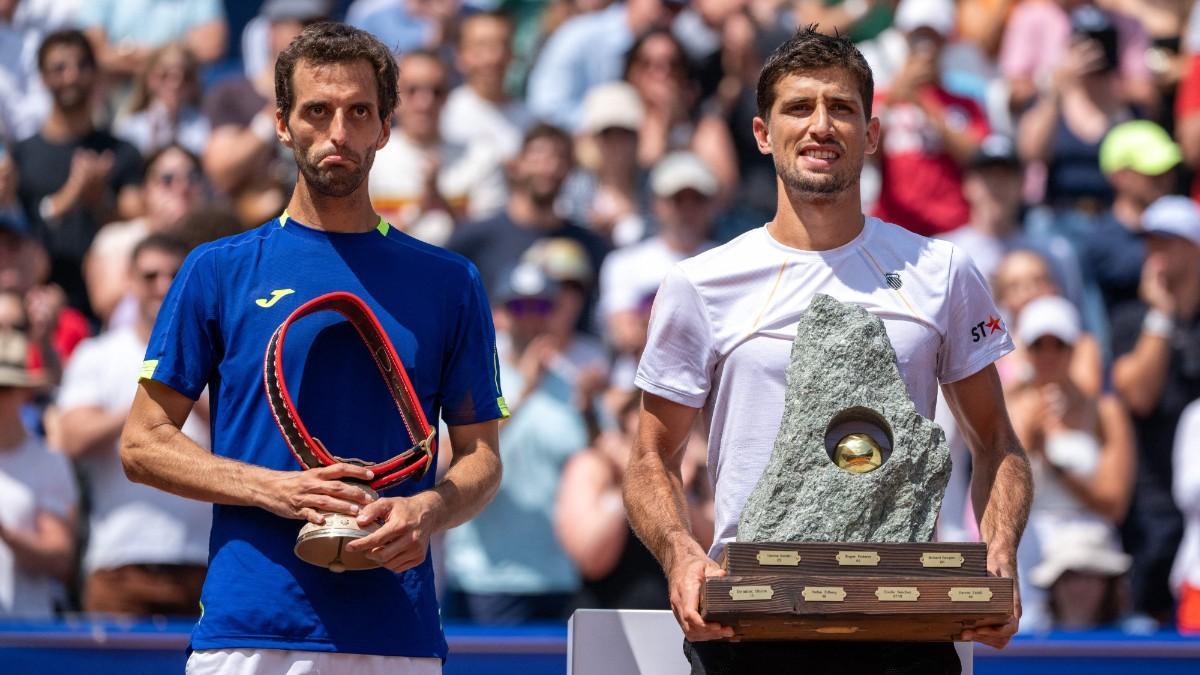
[255,289,295,308]
[970,315,1004,342]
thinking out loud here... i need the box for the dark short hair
[37,29,96,73]
[756,27,874,120]
[623,28,691,81]
[520,123,573,155]
[142,143,201,182]
[131,233,190,266]
[275,22,398,124]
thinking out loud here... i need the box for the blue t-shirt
[141,214,507,658]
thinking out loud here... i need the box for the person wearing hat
[599,151,718,390]
[1078,121,1182,321]
[443,262,591,624]
[0,325,77,618]
[1006,295,1135,630]
[872,0,990,237]
[1111,194,1200,628]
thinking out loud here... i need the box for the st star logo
[970,315,1005,343]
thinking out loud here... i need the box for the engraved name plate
[875,586,920,601]
[836,550,881,566]
[729,585,775,601]
[948,587,994,602]
[921,552,965,568]
[757,550,801,566]
[802,586,847,602]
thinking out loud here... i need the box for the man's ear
[275,109,293,149]
[865,116,881,156]
[752,116,773,156]
[377,112,392,149]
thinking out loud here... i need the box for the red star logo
[986,316,1003,334]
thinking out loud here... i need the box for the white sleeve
[937,244,1015,384]
[35,450,78,520]
[55,339,106,410]
[1174,400,1200,515]
[634,266,715,408]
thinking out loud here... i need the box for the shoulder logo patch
[884,272,902,290]
[256,289,296,308]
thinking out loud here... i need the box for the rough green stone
[738,294,951,543]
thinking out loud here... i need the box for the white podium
[566,609,973,674]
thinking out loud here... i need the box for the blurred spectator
[1110,195,1200,627]
[873,0,989,237]
[1079,121,1180,322]
[85,144,207,327]
[54,235,210,616]
[444,262,589,624]
[600,152,717,389]
[1015,5,1140,211]
[527,0,684,130]
[0,144,27,232]
[0,0,52,143]
[12,30,142,317]
[993,249,1104,396]
[114,43,209,157]
[792,0,894,43]
[1110,0,1191,129]
[238,0,333,81]
[0,226,88,383]
[369,49,507,245]
[441,10,533,160]
[347,0,461,58]
[203,0,325,228]
[560,81,651,247]
[1172,397,1200,635]
[1173,47,1200,202]
[1008,295,1135,630]
[943,134,1080,296]
[1000,0,1154,113]
[0,326,76,618]
[79,0,227,80]
[623,28,738,202]
[555,390,711,611]
[448,123,607,305]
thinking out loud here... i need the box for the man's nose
[329,110,349,145]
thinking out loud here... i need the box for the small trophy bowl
[294,483,380,573]
[834,433,883,474]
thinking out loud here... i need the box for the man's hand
[668,552,735,642]
[961,561,1022,649]
[344,493,440,573]
[256,463,377,524]
[1139,254,1178,316]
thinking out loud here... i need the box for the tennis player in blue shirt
[120,23,506,675]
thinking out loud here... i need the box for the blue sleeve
[440,264,508,425]
[141,247,221,400]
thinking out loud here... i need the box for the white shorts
[186,648,442,675]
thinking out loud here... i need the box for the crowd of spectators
[0,0,1198,638]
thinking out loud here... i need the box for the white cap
[580,82,644,134]
[650,152,718,198]
[1030,521,1131,588]
[1016,295,1081,346]
[1141,195,1200,247]
[893,0,956,36]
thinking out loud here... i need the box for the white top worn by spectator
[368,134,506,246]
[57,327,211,573]
[0,10,51,142]
[440,85,533,160]
[601,237,712,320]
[636,218,1013,558]
[1172,399,1200,593]
[0,436,76,616]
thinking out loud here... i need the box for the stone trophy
[264,292,436,573]
[700,294,1013,640]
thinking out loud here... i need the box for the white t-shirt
[1172,399,1200,592]
[598,236,715,319]
[439,85,534,161]
[635,219,1014,558]
[0,435,76,617]
[367,132,507,246]
[57,327,211,573]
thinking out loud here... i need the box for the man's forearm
[624,444,707,572]
[121,412,277,509]
[1113,334,1171,416]
[422,425,502,533]
[971,442,1032,569]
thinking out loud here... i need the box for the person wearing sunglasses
[1006,295,1136,631]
